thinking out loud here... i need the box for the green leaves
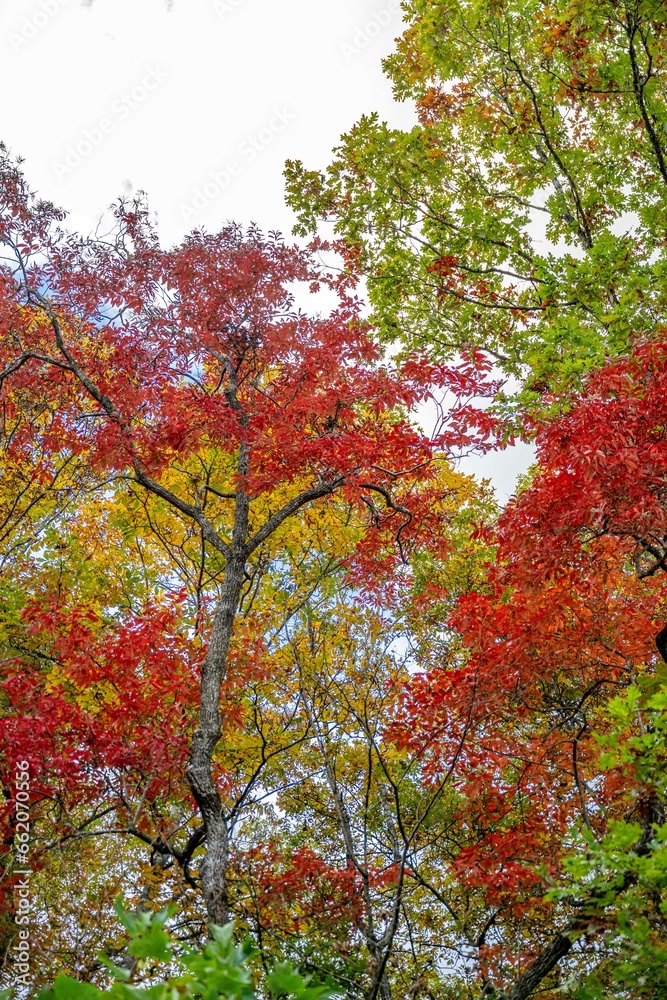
[115,900,174,965]
[32,907,341,1000]
[546,676,667,997]
[265,963,338,1000]
[50,981,101,1000]
[286,0,667,416]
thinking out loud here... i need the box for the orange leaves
[416,84,474,126]
[428,254,460,278]
[237,845,363,936]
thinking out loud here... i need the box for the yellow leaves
[44,662,119,714]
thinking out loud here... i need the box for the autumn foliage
[3,1,667,997]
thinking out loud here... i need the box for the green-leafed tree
[286,0,667,414]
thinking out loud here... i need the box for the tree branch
[244,478,345,555]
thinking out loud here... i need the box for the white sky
[2,0,414,239]
[1,0,533,498]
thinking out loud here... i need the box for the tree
[285,0,667,411]
[0,150,465,953]
[281,11,667,989]
[386,336,667,997]
[232,582,472,1000]
[6,1,667,990]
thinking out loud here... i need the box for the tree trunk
[200,815,231,926]
[186,549,246,925]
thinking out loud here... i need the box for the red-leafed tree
[387,338,667,998]
[495,340,667,595]
[0,151,462,930]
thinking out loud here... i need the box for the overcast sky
[2,0,414,239]
[1,0,533,496]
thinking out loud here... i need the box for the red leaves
[451,829,545,901]
[384,339,667,915]
[428,254,460,278]
[237,844,363,934]
[0,173,445,529]
[2,596,199,808]
[0,154,479,603]
[493,339,667,582]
